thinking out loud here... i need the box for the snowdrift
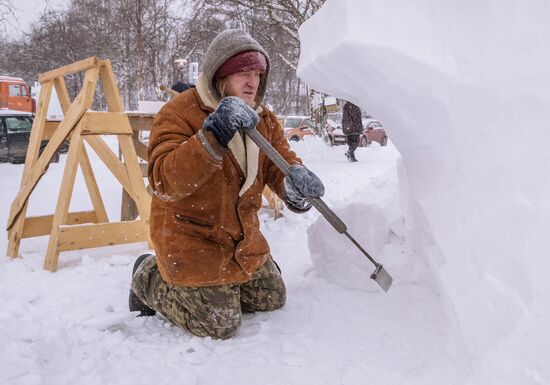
[298,1,550,384]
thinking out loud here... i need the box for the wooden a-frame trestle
[6,57,152,271]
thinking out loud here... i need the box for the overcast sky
[8,0,69,38]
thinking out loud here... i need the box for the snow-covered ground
[0,137,467,385]
[4,1,549,384]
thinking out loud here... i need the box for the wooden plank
[121,137,147,221]
[56,220,149,252]
[6,207,27,257]
[118,134,152,247]
[53,77,71,113]
[80,111,133,135]
[127,113,155,132]
[78,143,109,223]
[84,136,135,199]
[44,125,83,271]
[38,57,100,83]
[6,81,53,258]
[121,190,139,221]
[118,135,151,219]
[262,186,283,220]
[25,81,53,166]
[99,59,124,112]
[7,65,100,230]
[43,120,61,140]
[133,136,149,162]
[22,211,98,238]
[121,130,148,221]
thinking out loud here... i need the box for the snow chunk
[308,203,389,292]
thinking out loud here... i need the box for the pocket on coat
[173,213,215,227]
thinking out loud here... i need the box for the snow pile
[305,138,411,292]
[308,202,389,292]
[298,1,550,384]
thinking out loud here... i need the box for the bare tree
[0,0,14,32]
[0,0,329,116]
[0,0,185,109]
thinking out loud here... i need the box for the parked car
[326,118,346,146]
[360,118,388,147]
[283,115,313,142]
[324,112,342,146]
[0,109,59,163]
[327,114,388,147]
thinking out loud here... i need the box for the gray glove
[283,165,325,211]
[203,96,259,147]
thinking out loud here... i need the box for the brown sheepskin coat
[147,78,301,287]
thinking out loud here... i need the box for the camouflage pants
[131,255,286,339]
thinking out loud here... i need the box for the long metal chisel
[242,127,393,292]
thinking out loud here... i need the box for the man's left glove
[283,165,325,212]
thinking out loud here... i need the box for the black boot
[129,253,156,316]
[345,151,358,162]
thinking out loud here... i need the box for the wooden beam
[263,186,283,220]
[78,143,109,223]
[127,113,155,132]
[6,81,54,258]
[53,76,71,114]
[99,59,124,112]
[6,211,25,257]
[38,57,100,83]
[42,120,61,140]
[119,135,151,219]
[133,137,149,162]
[118,134,152,247]
[44,125,84,271]
[121,190,139,221]
[56,221,149,252]
[22,211,99,238]
[84,136,135,200]
[80,112,133,135]
[25,81,54,169]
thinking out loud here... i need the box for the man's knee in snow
[186,308,243,340]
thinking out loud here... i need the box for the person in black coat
[171,81,194,93]
[342,101,363,162]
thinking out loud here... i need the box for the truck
[0,76,36,113]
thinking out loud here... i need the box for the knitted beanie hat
[215,51,267,79]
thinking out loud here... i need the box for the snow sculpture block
[298,1,550,383]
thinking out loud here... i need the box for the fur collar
[196,74,261,197]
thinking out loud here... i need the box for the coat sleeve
[263,112,302,198]
[147,102,223,202]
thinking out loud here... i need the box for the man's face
[225,69,262,107]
